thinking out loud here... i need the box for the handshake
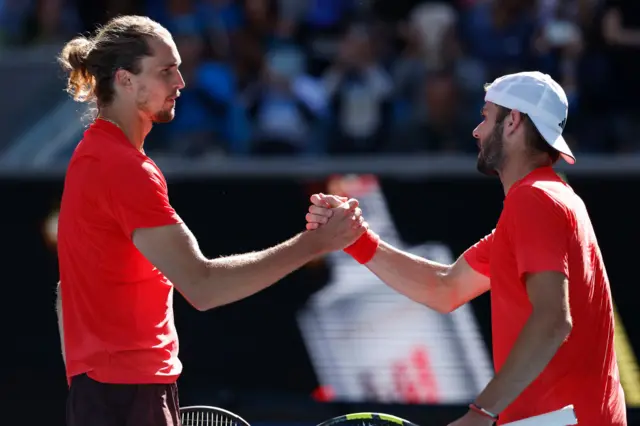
[303,193,379,264]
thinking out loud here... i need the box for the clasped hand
[304,193,369,252]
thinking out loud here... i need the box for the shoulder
[103,152,168,194]
[507,184,565,211]
[505,184,571,227]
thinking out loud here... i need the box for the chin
[152,110,175,124]
[476,156,498,177]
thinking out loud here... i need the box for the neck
[499,158,550,195]
[98,103,152,152]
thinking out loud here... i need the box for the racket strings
[181,410,239,426]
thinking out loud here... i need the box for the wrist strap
[344,230,380,264]
[469,403,498,420]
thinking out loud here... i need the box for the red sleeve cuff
[463,249,490,278]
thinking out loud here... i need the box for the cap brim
[529,118,576,165]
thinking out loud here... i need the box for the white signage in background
[297,175,493,404]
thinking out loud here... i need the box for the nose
[176,70,186,90]
[472,124,480,139]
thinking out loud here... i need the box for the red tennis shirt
[58,119,183,385]
[463,166,626,425]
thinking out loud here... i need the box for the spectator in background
[0,0,34,44]
[323,25,393,155]
[295,0,357,76]
[77,0,144,34]
[534,0,583,91]
[269,0,303,53]
[389,2,459,136]
[602,0,640,152]
[452,0,541,91]
[245,45,327,155]
[35,0,64,42]
[0,0,79,45]
[5,0,637,156]
[392,70,476,153]
[536,0,613,154]
[230,0,272,90]
[198,0,244,38]
[529,0,584,151]
[407,1,459,72]
[390,20,428,129]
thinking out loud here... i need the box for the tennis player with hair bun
[306,72,626,426]
[55,15,367,426]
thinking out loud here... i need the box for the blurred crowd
[1,0,639,157]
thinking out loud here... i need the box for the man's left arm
[473,271,572,414]
[473,187,573,417]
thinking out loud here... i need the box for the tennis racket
[317,412,420,426]
[180,405,251,426]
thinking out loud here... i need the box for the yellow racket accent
[321,412,416,426]
[613,303,640,406]
[377,414,405,425]
[345,414,373,420]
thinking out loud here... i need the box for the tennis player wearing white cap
[305,71,626,426]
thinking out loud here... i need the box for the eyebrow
[160,61,180,69]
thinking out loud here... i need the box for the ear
[113,69,133,90]
[505,109,524,135]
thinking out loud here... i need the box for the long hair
[58,15,168,109]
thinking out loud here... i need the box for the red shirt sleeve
[107,159,182,237]
[463,230,494,278]
[507,186,570,282]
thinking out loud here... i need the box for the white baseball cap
[484,71,575,164]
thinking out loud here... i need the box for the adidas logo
[559,117,567,130]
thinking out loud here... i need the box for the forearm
[56,281,65,365]
[365,240,453,313]
[194,232,321,310]
[475,312,571,414]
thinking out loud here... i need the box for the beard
[151,105,175,123]
[136,88,176,124]
[476,121,506,176]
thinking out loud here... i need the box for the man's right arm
[132,199,365,311]
[306,193,491,313]
[133,224,321,311]
[364,241,490,313]
[109,161,364,311]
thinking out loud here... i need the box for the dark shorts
[66,373,181,426]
